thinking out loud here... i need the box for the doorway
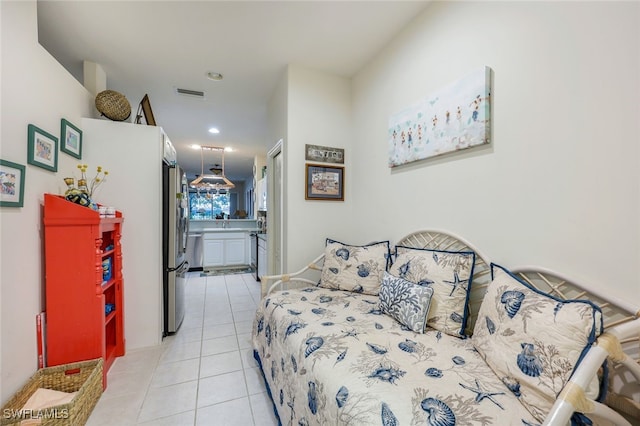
[267,140,283,275]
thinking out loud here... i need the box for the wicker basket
[1,359,103,426]
[95,90,131,121]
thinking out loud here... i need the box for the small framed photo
[0,159,26,207]
[27,124,58,172]
[60,118,82,159]
[141,94,157,126]
[305,163,344,201]
[135,94,157,126]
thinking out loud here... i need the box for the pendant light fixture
[189,145,235,193]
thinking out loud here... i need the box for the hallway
[86,272,278,425]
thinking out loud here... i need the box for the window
[189,192,230,220]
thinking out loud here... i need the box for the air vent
[175,88,205,98]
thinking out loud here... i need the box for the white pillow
[472,264,603,423]
[320,239,390,295]
[389,246,476,337]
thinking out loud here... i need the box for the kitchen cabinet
[258,235,267,279]
[203,231,249,268]
[225,238,246,265]
[203,238,224,267]
[43,194,125,388]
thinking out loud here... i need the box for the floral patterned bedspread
[252,287,539,426]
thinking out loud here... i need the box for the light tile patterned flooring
[86,272,278,426]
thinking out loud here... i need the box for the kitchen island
[189,220,258,271]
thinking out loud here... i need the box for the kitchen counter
[201,228,259,233]
[189,219,257,233]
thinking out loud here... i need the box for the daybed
[252,230,640,425]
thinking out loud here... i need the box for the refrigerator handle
[183,216,190,254]
[180,169,190,256]
[168,261,189,273]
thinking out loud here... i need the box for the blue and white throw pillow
[320,239,390,295]
[389,246,476,337]
[472,263,603,423]
[379,272,434,333]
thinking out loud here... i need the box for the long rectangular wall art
[388,66,491,167]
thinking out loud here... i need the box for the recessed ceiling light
[191,144,201,150]
[206,72,223,81]
[224,147,233,152]
[208,128,220,134]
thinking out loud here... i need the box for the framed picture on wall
[305,163,344,201]
[0,159,26,207]
[388,66,492,167]
[305,144,344,164]
[27,124,58,172]
[60,118,82,159]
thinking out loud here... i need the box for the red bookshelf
[43,193,125,388]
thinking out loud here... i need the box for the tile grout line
[124,273,265,425]
[191,274,207,426]
[239,274,260,426]
[91,273,267,425]
[131,276,201,425]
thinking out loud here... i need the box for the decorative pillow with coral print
[471,263,603,423]
[319,239,390,295]
[389,246,476,337]
[379,271,434,333]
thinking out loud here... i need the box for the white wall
[0,1,94,403]
[81,119,165,350]
[282,65,354,272]
[266,69,287,273]
[351,1,639,305]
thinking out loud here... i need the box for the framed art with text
[305,144,344,164]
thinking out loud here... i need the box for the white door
[267,140,284,275]
[273,149,283,275]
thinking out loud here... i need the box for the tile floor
[86,272,279,426]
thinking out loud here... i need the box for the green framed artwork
[27,124,58,172]
[60,118,82,159]
[0,159,26,207]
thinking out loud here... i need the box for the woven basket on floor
[95,90,131,121]
[1,358,103,426]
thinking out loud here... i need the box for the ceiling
[36,1,428,185]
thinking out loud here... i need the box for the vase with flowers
[63,164,109,209]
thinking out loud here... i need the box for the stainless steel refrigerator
[163,163,190,335]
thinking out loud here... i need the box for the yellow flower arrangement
[77,164,109,198]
